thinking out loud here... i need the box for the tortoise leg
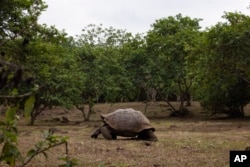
[91,127,102,139]
[138,129,158,141]
[101,126,116,140]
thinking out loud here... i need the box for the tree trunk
[229,106,245,118]
[177,93,186,116]
[30,106,47,125]
[144,101,149,113]
[77,105,87,121]
[185,92,192,106]
[179,96,184,112]
[163,98,177,112]
[86,106,92,121]
[80,98,94,122]
[30,111,36,125]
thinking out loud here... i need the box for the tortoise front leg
[91,126,102,139]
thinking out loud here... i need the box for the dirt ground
[1,101,250,167]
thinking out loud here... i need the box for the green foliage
[58,157,78,167]
[18,25,85,124]
[26,130,77,167]
[0,106,77,167]
[146,14,202,111]
[1,0,250,127]
[76,24,139,120]
[1,0,85,124]
[0,1,78,166]
[0,0,47,39]
[197,12,250,116]
[24,95,35,118]
[0,107,21,166]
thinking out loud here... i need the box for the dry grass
[1,102,250,167]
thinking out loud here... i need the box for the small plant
[0,105,77,167]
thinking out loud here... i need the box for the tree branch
[0,92,33,99]
[239,75,250,85]
[19,141,68,167]
[0,58,23,69]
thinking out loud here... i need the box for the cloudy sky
[39,0,250,36]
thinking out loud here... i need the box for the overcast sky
[38,0,250,36]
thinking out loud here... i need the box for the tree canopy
[196,12,250,117]
[1,0,250,123]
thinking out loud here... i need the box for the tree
[23,26,85,125]
[76,24,135,121]
[0,0,47,90]
[120,33,148,102]
[197,12,250,117]
[0,1,77,166]
[0,0,47,40]
[0,0,85,125]
[145,14,202,115]
[0,0,48,118]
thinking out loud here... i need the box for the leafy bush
[200,76,250,117]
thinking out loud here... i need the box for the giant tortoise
[91,108,158,141]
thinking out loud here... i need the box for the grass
[1,101,250,167]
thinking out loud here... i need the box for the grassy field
[1,102,250,167]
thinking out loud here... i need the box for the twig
[18,141,67,167]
